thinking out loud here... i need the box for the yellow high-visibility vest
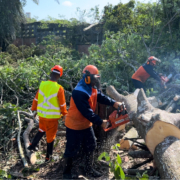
[37,81,62,119]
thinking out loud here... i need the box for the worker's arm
[72,90,103,126]
[97,89,116,106]
[31,90,39,111]
[143,64,161,82]
[97,90,124,109]
[57,86,68,116]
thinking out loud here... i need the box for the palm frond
[32,0,39,5]
[32,0,59,4]
[55,0,60,4]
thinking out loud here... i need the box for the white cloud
[62,1,73,6]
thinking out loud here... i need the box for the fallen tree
[106,86,180,179]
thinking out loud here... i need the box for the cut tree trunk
[135,89,180,179]
[106,86,180,179]
[106,86,162,122]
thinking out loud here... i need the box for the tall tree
[0,0,25,51]
[0,0,59,51]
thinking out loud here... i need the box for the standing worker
[131,56,162,89]
[62,65,125,179]
[28,65,68,162]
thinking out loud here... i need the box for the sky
[23,0,157,22]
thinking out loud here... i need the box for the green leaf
[120,166,125,180]
[0,169,7,178]
[34,167,40,172]
[114,167,120,179]
[117,154,122,164]
[98,152,110,162]
[7,174,12,179]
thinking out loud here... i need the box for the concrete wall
[13,38,36,47]
[77,44,91,55]
[13,38,92,55]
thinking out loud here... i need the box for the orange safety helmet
[83,65,99,75]
[51,65,63,77]
[147,56,161,65]
[83,65,100,89]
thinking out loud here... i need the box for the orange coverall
[31,82,68,143]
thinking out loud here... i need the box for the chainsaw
[160,74,172,89]
[103,103,130,132]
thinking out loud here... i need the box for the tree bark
[17,111,28,167]
[106,86,180,179]
[23,117,36,165]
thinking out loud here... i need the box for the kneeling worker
[131,56,161,89]
[28,65,68,162]
[62,65,125,179]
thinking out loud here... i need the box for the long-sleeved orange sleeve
[57,86,68,116]
[31,90,39,111]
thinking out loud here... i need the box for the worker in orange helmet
[131,56,162,89]
[62,65,125,179]
[28,65,68,162]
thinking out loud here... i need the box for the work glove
[116,102,126,111]
[101,120,108,129]
[113,102,125,109]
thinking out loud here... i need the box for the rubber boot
[84,151,102,178]
[62,157,73,179]
[45,140,54,162]
[71,156,83,179]
[27,131,45,151]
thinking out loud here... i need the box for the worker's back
[37,81,62,119]
[132,65,150,83]
[65,79,97,130]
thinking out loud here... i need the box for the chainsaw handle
[117,103,126,115]
[122,103,125,115]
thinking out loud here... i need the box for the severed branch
[18,111,39,124]
[17,111,28,167]
[83,22,99,31]
[23,117,36,164]
[165,94,180,112]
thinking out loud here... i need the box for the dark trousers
[132,79,144,89]
[64,126,96,158]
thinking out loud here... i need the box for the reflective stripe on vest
[37,81,62,119]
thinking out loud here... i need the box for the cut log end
[30,153,37,165]
[146,121,180,154]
